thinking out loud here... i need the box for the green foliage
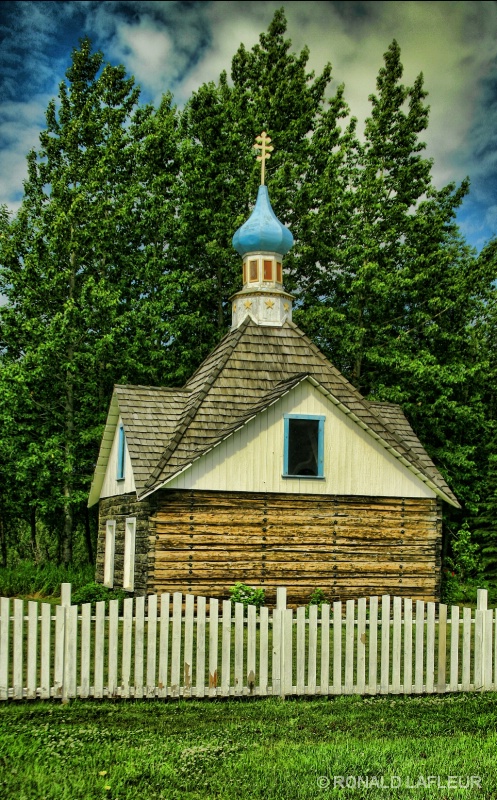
[306,587,328,611]
[229,582,265,612]
[71,581,127,608]
[442,522,485,604]
[0,561,94,597]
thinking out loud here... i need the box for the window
[123,517,136,592]
[276,262,282,283]
[263,259,273,281]
[283,415,325,478]
[117,424,126,480]
[104,520,116,588]
[243,261,247,284]
[249,259,258,281]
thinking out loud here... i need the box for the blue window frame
[283,414,325,478]
[117,424,126,481]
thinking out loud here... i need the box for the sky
[1,0,497,251]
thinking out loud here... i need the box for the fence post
[276,588,287,699]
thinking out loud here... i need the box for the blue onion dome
[232,185,294,257]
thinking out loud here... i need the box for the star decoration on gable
[284,303,290,312]
[233,303,237,312]
[244,300,252,309]
[265,299,275,309]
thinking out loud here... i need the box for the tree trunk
[0,514,7,567]
[30,506,37,557]
[84,505,94,564]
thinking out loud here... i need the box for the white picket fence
[0,585,495,701]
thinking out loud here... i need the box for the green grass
[0,694,496,799]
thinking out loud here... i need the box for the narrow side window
[123,517,136,592]
[117,424,126,480]
[104,520,116,588]
[283,415,325,478]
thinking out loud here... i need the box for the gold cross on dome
[254,131,274,185]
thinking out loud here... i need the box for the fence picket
[134,596,145,699]
[296,606,305,695]
[0,598,9,700]
[13,599,23,700]
[94,601,105,699]
[65,605,77,699]
[403,598,412,695]
[108,600,119,698]
[158,593,170,698]
[121,597,133,698]
[380,595,390,694]
[368,597,378,695]
[171,593,182,697]
[54,605,65,699]
[183,595,193,697]
[308,604,317,695]
[27,601,38,700]
[40,603,51,699]
[196,596,206,698]
[80,603,91,699]
[332,600,342,695]
[283,608,293,696]
[355,598,366,695]
[209,598,219,697]
[147,595,158,698]
[320,604,330,696]
[221,599,231,697]
[462,606,471,691]
[345,599,354,694]
[392,596,401,694]
[415,600,424,694]
[426,602,435,693]
[247,604,256,695]
[259,606,269,696]
[234,602,244,695]
[484,609,493,690]
[449,606,460,692]
[437,603,447,693]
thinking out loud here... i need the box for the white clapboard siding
[0,587,495,701]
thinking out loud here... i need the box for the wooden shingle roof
[106,318,459,508]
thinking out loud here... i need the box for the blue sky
[1,0,497,251]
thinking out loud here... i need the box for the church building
[88,134,459,605]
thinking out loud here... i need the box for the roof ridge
[143,321,249,491]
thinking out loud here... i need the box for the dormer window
[249,259,258,282]
[276,262,282,283]
[117,423,126,481]
[263,259,273,281]
[283,415,325,478]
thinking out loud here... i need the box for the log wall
[147,490,442,605]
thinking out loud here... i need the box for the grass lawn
[0,694,496,799]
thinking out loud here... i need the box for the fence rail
[0,585,495,701]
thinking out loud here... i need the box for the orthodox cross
[254,131,274,185]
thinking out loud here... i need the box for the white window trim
[123,516,136,592]
[103,520,116,588]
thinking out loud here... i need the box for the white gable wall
[166,380,436,498]
[100,417,136,498]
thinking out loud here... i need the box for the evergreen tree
[0,41,178,563]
